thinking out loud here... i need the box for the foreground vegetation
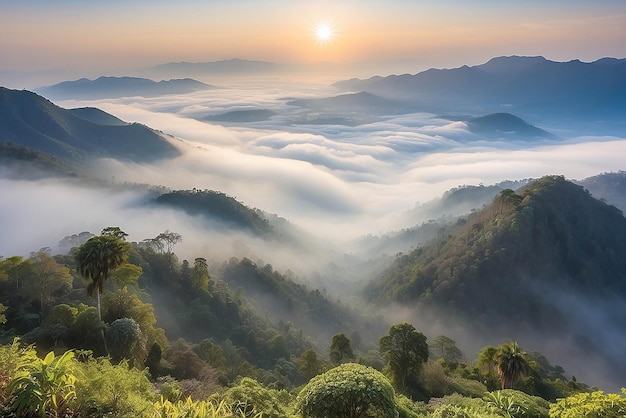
[1,340,625,417]
[2,177,626,416]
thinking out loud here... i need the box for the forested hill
[0,87,180,163]
[367,175,626,316]
[153,190,274,237]
[366,176,626,383]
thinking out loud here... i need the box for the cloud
[43,83,626,243]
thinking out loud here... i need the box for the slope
[0,87,180,163]
[366,175,626,387]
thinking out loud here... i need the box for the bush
[74,356,155,417]
[218,377,290,418]
[296,363,398,418]
[549,389,626,418]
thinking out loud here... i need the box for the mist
[38,78,624,243]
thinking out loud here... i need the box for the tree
[298,349,322,381]
[379,322,429,397]
[75,227,131,353]
[26,250,73,312]
[146,230,182,254]
[107,318,147,368]
[497,342,530,389]
[190,257,210,291]
[296,363,398,418]
[478,345,499,376]
[329,333,354,365]
[430,335,463,363]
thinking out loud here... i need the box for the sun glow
[315,23,334,43]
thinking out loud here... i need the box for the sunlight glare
[315,23,334,43]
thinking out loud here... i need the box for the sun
[314,23,334,43]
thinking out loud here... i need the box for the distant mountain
[203,109,276,123]
[366,175,626,388]
[0,87,180,163]
[465,113,554,139]
[287,91,415,115]
[334,56,626,128]
[578,171,626,213]
[36,76,214,100]
[150,58,282,75]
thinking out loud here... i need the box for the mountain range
[36,76,214,100]
[0,87,180,162]
[149,58,282,76]
[333,56,626,132]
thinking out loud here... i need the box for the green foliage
[329,333,354,365]
[423,360,487,398]
[153,397,262,418]
[7,348,77,417]
[102,287,169,352]
[485,391,524,418]
[380,322,429,399]
[395,394,428,418]
[0,303,7,325]
[430,335,463,363]
[107,317,147,367]
[219,377,290,418]
[74,355,155,417]
[549,389,626,418]
[296,363,398,418]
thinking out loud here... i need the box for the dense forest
[1,176,626,417]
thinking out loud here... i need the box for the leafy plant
[8,349,77,417]
[549,389,626,418]
[153,397,262,418]
[485,391,524,418]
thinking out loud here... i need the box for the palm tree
[496,342,529,389]
[75,229,130,353]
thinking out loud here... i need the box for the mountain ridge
[0,87,180,163]
[333,56,626,129]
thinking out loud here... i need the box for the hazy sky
[2,0,626,76]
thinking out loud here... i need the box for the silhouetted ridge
[333,56,626,128]
[0,87,180,163]
[153,190,274,236]
[69,107,127,126]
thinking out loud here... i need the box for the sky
[2,0,626,81]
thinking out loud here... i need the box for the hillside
[366,175,626,387]
[0,142,85,179]
[578,171,626,213]
[153,190,275,237]
[36,76,214,100]
[0,87,180,163]
[69,107,127,126]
